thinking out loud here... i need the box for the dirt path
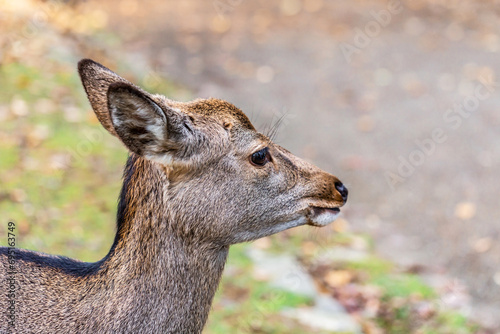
[94,0,500,327]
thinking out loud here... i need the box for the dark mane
[0,247,101,277]
[109,153,138,256]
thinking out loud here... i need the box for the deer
[0,59,348,333]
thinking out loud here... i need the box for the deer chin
[307,206,341,227]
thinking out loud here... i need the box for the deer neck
[99,154,229,332]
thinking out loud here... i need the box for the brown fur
[0,59,347,333]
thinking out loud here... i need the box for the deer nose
[334,181,348,202]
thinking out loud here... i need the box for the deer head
[78,59,348,247]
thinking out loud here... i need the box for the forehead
[156,96,267,150]
[179,98,256,131]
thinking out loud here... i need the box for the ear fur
[107,83,174,164]
[78,59,147,137]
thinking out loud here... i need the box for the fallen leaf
[470,237,492,253]
[324,270,353,288]
[454,201,476,220]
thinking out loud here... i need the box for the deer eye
[250,147,271,166]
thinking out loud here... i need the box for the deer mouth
[307,206,341,227]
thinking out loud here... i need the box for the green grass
[344,256,394,278]
[371,274,436,299]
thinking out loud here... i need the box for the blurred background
[1,0,499,332]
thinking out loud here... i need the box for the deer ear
[80,59,197,164]
[107,83,193,165]
[78,59,142,137]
